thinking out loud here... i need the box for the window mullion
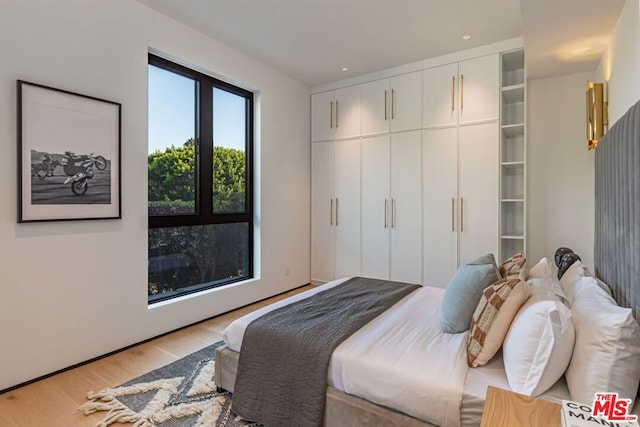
[199,81,214,217]
[149,213,250,229]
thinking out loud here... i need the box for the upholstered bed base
[214,345,436,427]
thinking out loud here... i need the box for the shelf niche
[501,50,525,87]
[499,48,526,261]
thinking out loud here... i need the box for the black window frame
[148,53,254,304]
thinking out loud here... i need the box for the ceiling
[522,0,625,79]
[138,0,625,86]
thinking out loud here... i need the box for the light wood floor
[0,285,313,427]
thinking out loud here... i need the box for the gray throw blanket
[232,277,420,427]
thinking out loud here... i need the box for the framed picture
[17,80,121,222]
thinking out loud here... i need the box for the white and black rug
[79,342,259,427]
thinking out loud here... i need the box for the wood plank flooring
[0,285,312,427]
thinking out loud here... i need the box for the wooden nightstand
[481,386,562,427]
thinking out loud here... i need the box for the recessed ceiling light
[341,67,349,72]
[462,35,472,40]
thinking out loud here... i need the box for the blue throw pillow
[441,254,501,333]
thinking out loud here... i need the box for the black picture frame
[17,80,121,222]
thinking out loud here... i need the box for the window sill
[148,276,260,309]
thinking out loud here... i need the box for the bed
[215,99,640,427]
[215,275,574,427]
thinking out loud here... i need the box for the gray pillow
[441,254,501,333]
[467,253,500,267]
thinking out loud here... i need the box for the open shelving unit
[499,49,526,261]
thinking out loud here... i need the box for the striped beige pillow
[468,276,531,367]
[499,252,527,277]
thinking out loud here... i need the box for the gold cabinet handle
[384,90,388,121]
[452,76,455,113]
[335,100,339,128]
[330,101,333,128]
[460,197,464,232]
[384,198,388,228]
[335,198,339,226]
[391,88,396,119]
[451,198,455,231]
[392,198,396,228]
[460,74,464,111]
[330,198,334,226]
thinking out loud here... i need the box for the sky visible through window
[213,87,246,152]
[148,64,246,154]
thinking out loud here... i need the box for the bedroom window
[147,54,253,304]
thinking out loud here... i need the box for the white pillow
[594,277,613,297]
[527,257,558,280]
[558,260,613,302]
[559,260,587,297]
[528,278,569,306]
[503,287,575,396]
[527,257,569,305]
[565,276,640,406]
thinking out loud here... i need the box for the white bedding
[223,278,469,427]
[328,284,469,426]
[223,277,640,426]
[461,350,570,425]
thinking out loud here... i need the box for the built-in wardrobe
[311,39,526,287]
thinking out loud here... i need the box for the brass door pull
[384,198,388,228]
[460,74,464,111]
[452,76,455,113]
[392,198,396,228]
[384,90,388,121]
[391,89,396,119]
[330,101,333,128]
[451,198,455,231]
[330,198,334,226]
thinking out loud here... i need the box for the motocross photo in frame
[17,80,121,222]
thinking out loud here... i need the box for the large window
[147,54,253,303]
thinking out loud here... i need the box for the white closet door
[390,130,422,284]
[335,85,361,139]
[334,138,362,278]
[390,71,422,133]
[458,122,499,264]
[361,135,390,279]
[422,127,458,288]
[422,63,459,128]
[311,141,335,284]
[361,78,390,136]
[458,54,499,124]
[311,91,335,142]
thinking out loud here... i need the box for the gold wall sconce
[586,81,608,150]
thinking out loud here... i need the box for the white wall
[526,0,640,287]
[598,0,640,124]
[0,0,310,390]
[527,0,640,271]
[527,72,595,269]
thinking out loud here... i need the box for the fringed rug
[79,342,260,427]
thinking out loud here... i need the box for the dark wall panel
[595,99,640,318]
